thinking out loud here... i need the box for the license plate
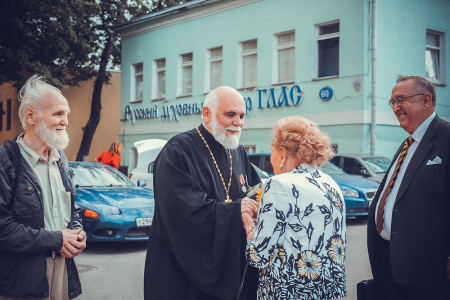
[136,217,153,227]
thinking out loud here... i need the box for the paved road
[76,218,372,300]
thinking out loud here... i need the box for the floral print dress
[246,164,347,300]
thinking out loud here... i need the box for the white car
[128,139,167,189]
[330,153,391,184]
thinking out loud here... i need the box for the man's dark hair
[396,75,436,106]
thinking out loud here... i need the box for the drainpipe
[370,0,377,155]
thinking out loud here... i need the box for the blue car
[69,162,155,242]
[248,153,379,218]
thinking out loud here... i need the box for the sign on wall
[123,84,304,124]
[319,86,333,101]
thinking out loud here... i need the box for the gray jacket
[0,140,82,298]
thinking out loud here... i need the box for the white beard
[210,115,241,150]
[35,120,69,150]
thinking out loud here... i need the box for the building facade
[0,71,122,162]
[117,0,449,168]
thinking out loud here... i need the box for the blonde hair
[108,142,122,156]
[272,116,333,167]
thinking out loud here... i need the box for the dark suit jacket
[367,115,450,287]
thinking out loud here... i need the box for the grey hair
[203,89,219,118]
[18,75,62,130]
[396,75,436,106]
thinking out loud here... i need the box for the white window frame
[131,63,143,103]
[272,30,295,84]
[205,46,223,92]
[177,53,193,97]
[426,29,445,84]
[152,58,166,100]
[238,39,257,89]
[314,20,340,79]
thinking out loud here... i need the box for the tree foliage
[0,0,190,161]
[0,0,100,88]
[75,0,191,162]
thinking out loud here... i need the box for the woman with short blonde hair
[244,116,347,300]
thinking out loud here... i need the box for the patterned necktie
[376,136,414,234]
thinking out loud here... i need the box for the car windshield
[362,157,391,174]
[320,161,346,175]
[70,165,132,187]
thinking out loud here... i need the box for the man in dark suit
[367,75,450,300]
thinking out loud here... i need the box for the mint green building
[116,0,449,168]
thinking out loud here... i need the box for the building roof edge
[114,0,225,33]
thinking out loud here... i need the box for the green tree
[75,0,190,161]
[0,0,99,88]
[0,0,189,161]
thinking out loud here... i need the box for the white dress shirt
[376,112,436,240]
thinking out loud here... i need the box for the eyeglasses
[388,93,425,108]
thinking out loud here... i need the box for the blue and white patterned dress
[246,164,347,300]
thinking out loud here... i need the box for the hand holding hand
[242,212,256,242]
[60,228,87,258]
[61,228,80,243]
[241,197,258,220]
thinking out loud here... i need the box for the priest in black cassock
[144,86,261,300]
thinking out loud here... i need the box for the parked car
[248,153,379,218]
[320,162,378,218]
[248,152,274,175]
[330,154,392,183]
[252,163,269,184]
[128,139,167,189]
[69,162,155,242]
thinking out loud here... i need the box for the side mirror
[360,168,370,176]
[137,179,147,187]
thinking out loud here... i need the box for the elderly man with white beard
[0,75,86,300]
[144,86,261,300]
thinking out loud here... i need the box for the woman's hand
[241,197,258,221]
[241,197,258,241]
[242,212,256,242]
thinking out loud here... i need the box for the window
[243,145,256,154]
[343,157,365,176]
[331,144,338,154]
[426,30,445,83]
[178,53,193,96]
[330,156,341,167]
[274,31,295,83]
[131,63,143,102]
[153,58,166,100]
[316,21,339,78]
[207,47,223,91]
[239,39,257,88]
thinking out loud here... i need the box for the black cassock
[144,124,261,300]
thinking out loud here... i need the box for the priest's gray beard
[210,115,241,150]
[35,120,70,150]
